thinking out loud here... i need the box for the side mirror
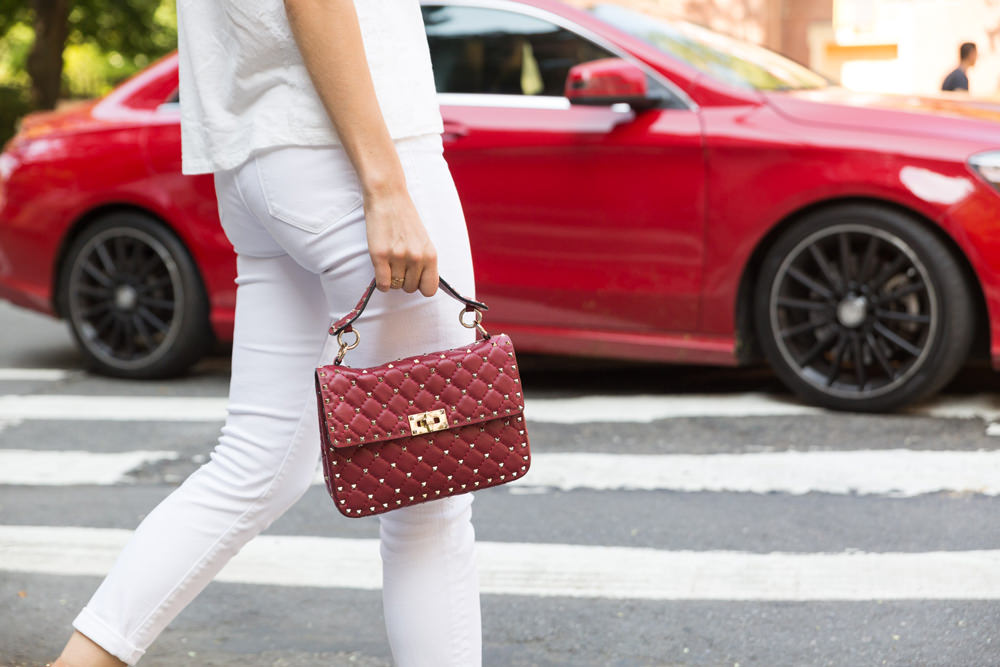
[565,58,656,109]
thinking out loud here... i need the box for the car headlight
[968,150,1000,191]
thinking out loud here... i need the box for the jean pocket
[253,145,365,234]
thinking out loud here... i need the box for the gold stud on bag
[315,277,531,517]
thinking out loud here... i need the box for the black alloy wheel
[61,213,212,378]
[754,204,974,412]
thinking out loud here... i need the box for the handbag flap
[316,333,524,449]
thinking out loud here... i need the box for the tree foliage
[0,1,32,37]
[0,0,176,112]
[1,0,175,55]
[64,0,176,58]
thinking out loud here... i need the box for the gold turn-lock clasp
[408,409,449,436]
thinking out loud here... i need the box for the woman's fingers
[390,257,409,290]
[418,255,439,297]
[400,244,437,294]
[372,252,393,292]
[402,264,420,293]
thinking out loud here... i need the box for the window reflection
[591,4,829,92]
[422,6,615,96]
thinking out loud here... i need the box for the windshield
[590,4,829,92]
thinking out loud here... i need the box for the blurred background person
[942,41,977,92]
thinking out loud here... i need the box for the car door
[422,2,706,339]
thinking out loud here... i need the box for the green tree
[0,0,176,110]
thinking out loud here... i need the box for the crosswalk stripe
[525,393,819,422]
[0,450,178,485]
[2,392,1000,426]
[4,449,999,496]
[0,395,227,422]
[0,369,71,381]
[2,525,999,600]
[467,450,1000,497]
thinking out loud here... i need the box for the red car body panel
[3,0,1000,369]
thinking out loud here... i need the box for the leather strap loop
[329,276,488,336]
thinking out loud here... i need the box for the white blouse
[175,0,444,175]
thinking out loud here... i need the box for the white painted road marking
[2,392,1000,425]
[2,525,999,600]
[4,449,999,497]
[916,395,1000,421]
[0,368,71,381]
[0,393,818,423]
[501,450,1000,497]
[0,450,178,485]
[312,450,1000,496]
[525,393,821,422]
[0,395,228,422]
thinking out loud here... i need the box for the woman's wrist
[361,167,408,201]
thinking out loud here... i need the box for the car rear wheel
[61,212,213,378]
[754,204,974,412]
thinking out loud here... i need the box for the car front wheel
[754,204,974,412]
[60,212,213,378]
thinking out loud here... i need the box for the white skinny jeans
[72,132,482,666]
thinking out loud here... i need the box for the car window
[590,4,828,92]
[421,5,617,96]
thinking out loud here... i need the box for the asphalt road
[1,300,999,667]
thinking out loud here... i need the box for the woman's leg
[378,494,480,667]
[238,132,483,666]
[373,135,482,667]
[60,178,336,665]
[59,131,482,665]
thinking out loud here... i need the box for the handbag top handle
[328,277,488,338]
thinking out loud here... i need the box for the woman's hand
[364,184,439,296]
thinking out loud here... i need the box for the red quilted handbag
[315,278,530,517]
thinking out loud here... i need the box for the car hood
[764,87,1000,146]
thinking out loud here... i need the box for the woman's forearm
[283,0,406,199]
[283,0,440,296]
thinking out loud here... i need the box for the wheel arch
[734,196,990,364]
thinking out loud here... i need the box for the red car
[3,0,1000,412]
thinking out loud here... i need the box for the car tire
[754,203,974,412]
[60,212,213,379]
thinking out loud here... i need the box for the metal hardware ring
[334,328,361,365]
[337,328,361,350]
[459,307,490,338]
[459,308,483,329]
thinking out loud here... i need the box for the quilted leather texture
[315,333,530,517]
[318,333,523,447]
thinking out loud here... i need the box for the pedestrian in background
[50,0,482,665]
[942,41,977,92]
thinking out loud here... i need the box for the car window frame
[157,88,179,114]
[422,0,696,111]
